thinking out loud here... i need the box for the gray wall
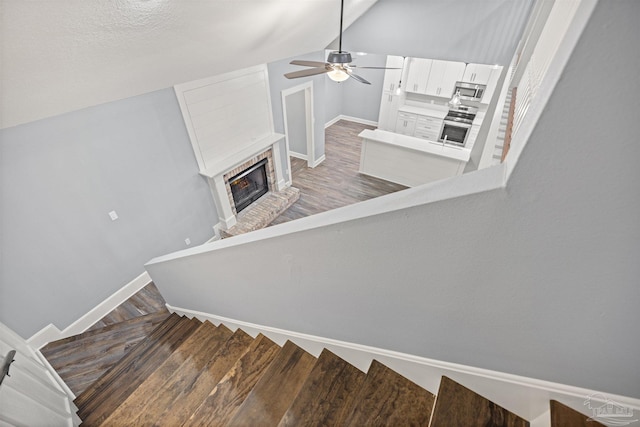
[342,0,534,66]
[147,1,640,398]
[284,90,308,155]
[340,53,387,123]
[0,89,218,337]
[268,51,328,169]
[323,73,344,124]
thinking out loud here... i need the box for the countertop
[399,103,486,127]
[398,104,448,119]
[359,129,471,162]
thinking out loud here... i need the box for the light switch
[185,238,191,246]
[108,211,118,221]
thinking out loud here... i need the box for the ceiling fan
[284,0,396,85]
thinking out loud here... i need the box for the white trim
[28,272,152,348]
[324,115,342,128]
[281,81,316,169]
[33,350,77,401]
[289,151,308,161]
[326,115,378,128]
[167,303,640,424]
[339,115,378,127]
[207,226,221,243]
[310,154,325,168]
[27,324,64,350]
[174,65,273,173]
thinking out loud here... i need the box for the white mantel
[200,133,286,230]
[173,64,289,230]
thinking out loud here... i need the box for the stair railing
[0,349,16,387]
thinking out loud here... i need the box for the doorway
[282,82,316,173]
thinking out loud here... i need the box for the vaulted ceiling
[0,0,378,128]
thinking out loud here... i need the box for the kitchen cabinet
[466,124,481,149]
[377,93,402,131]
[359,129,469,187]
[377,56,406,132]
[463,63,503,104]
[405,58,432,94]
[381,55,405,93]
[425,60,466,98]
[414,115,443,141]
[463,63,495,84]
[395,112,417,135]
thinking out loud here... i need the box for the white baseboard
[310,154,326,168]
[325,115,378,128]
[324,115,342,128]
[289,151,307,161]
[167,303,640,424]
[340,115,378,127]
[28,271,152,348]
[27,324,64,350]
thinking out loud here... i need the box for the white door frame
[281,82,316,174]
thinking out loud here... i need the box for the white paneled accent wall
[174,65,276,173]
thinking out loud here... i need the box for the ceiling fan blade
[290,60,329,68]
[348,66,402,70]
[285,67,330,79]
[346,69,371,85]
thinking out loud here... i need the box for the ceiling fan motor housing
[327,51,352,64]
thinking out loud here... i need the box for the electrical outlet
[108,211,118,221]
[185,238,191,246]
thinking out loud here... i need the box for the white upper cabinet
[462,63,495,84]
[405,58,432,94]
[425,60,466,98]
[381,55,406,93]
[463,63,503,104]
[405,57,466,98]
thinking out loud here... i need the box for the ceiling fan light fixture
[327,66,350,82]
[327,51,352,64]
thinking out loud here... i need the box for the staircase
[491,87,515,166]
[42,313,604,426]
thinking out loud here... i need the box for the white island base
[358,129,470,187]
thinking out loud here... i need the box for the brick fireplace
[223,149,277,216]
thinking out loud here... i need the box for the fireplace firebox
[228,158,269,213]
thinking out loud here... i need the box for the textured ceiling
[0,0,378,128]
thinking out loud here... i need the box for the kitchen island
[358,128,470,187]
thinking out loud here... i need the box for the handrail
[502,87,517,163]
[0,350,16,387]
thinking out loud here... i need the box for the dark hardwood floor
[269,120,407,225]
[41,282,170,396]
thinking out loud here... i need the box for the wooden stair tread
[73,312,182,409]
[101,321,228,426]
[278,348,366,426]
[156,327,254,426]
[76,315,201,424]
[430,376,529,427]
[184,333,281,426]
[41,310,168,356]
[550,400,606,427]
[342,359,435,426]
[228,340,317,427]
[86,282,168,331]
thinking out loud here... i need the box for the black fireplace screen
[228,158,269,213]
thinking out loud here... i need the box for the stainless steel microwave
[453,81,487,102]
